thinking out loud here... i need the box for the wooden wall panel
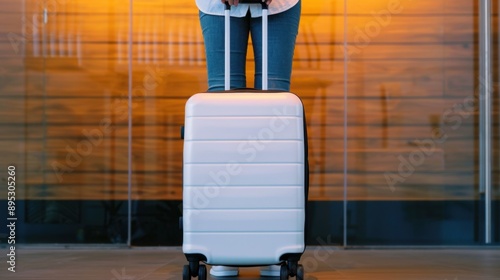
[0,0,498,201]
[5,136,496,175]
[12,172,479,201]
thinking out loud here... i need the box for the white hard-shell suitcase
[181,1,308,279]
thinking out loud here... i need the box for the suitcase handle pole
[224,2,231,91]
[261,1,268,90]
[224,1,269,90]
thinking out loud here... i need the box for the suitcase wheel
[183,262,206,280]
[296,264,304,280]
[280,262,304,280]
[189,261,199,277]
[182,264,190,280]
[198,265,207,280]
[280,263,289,280]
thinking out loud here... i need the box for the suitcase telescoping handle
[224,1,269,91]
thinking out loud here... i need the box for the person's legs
[250,1,301,91]
[199,10,251,91]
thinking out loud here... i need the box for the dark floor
[1,246,499,279]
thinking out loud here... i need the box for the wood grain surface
[0,0,499,200]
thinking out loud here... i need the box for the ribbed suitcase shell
[182,91,306,265]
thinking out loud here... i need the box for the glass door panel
[3,0,130,244]
[292,0,346,245]
[345,0,481,245]
[494,0,500,244]
[0,0,33,243]
[129,0,202,245]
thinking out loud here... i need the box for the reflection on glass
[345,0,492,245]
[0,0,131,244]
[1,0,497,246]
[494,0,500,244]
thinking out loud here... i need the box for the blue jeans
[199,2,301,91]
